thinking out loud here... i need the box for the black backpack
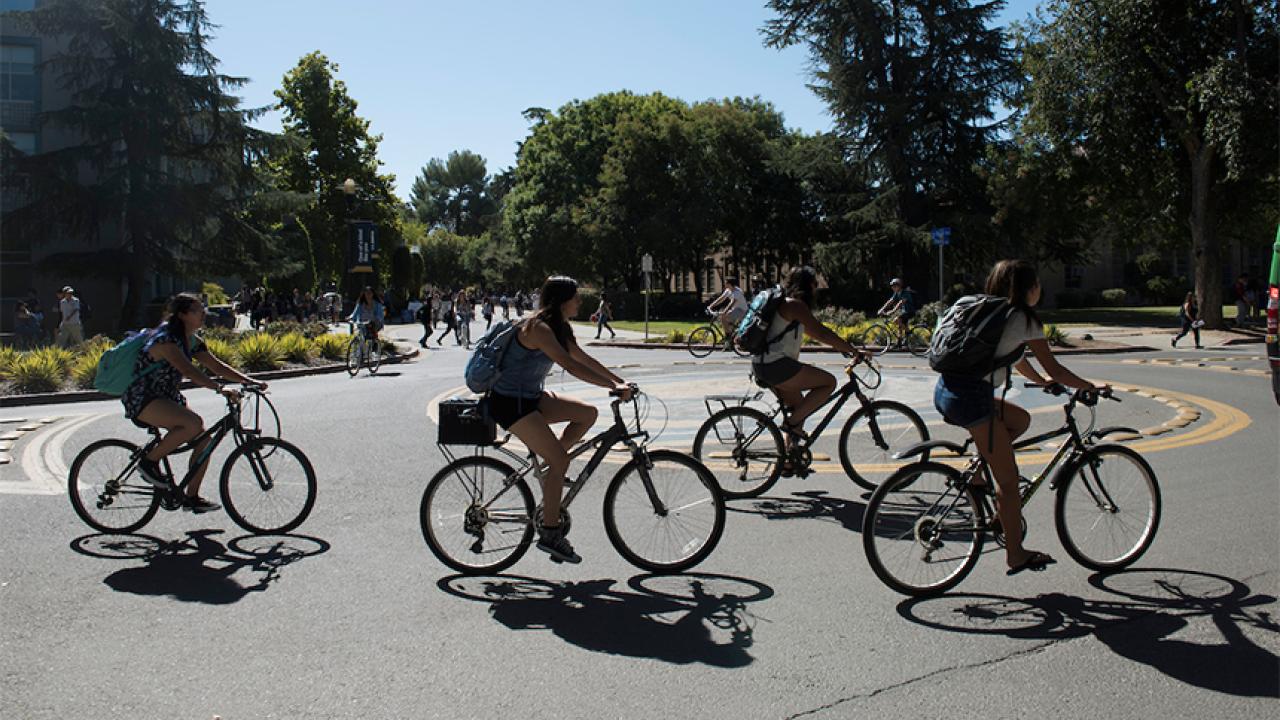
[927,295,1021,378]
[733,286,797,356]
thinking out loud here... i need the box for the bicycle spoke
[1056,447,1160,570]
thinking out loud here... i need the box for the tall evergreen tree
[409,150,497,236]
[1,0,279,327]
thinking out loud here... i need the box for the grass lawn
[573,319,707,335]
[1040,305,1237,327]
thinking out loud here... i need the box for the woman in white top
[933,259,1107,575]
[751,267,866,451]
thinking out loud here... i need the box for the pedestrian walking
[435,292,456,345]
[500,293,510,320]
[416,294,434,348]
[482,295,495,330]
[593,292,617,339]
[13,302,40,349]
[55,286,84,348]
[1233,273,1251,327]
[1172,292,1203,349]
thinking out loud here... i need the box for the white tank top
[758,306,803,363]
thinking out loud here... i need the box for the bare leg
[966,410,1048,569]
[136,399,204,463]
[537,392,598,451]
[508,412,570,527]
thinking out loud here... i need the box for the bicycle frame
[758,363,881,450]
[135,392,263,495]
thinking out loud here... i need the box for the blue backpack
[464,319,524,394]
[93,330,162,396]
[733,286,797,355]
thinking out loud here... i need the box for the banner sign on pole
[348,221,377,273]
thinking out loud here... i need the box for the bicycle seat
[145,427,162,438]
[893,439,968,460]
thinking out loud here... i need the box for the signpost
[641,253,654,340]
[931,227,951,301]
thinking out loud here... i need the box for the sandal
[780,421,810,442]
[1006,551,1056,576]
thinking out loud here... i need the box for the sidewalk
[1065,323,1264,350]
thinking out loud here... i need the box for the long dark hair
[985,259,1040,327]
[784,266,817,306]
[164,292,203,342]
[534,275,578,348]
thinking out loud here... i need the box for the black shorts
[486,392,542,430]
[752,357,804,389]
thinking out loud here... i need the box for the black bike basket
[438,398,496,446]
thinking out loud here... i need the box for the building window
[0,44,37,102]
[0,1,36,11]
[5,130,34,154]
[1064,264,1084,290]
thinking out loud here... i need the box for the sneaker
[536,525,582,564]
[1170,337,1176,347]
[182,495,221,514]
[137,458,171,488]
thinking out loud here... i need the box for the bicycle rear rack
[703,391,766,418]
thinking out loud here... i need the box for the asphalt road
[1,323,1276,719]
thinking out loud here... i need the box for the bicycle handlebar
[1024,382,1117,405]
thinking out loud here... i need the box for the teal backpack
[93,330,162,396]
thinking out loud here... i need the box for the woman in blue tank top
[489,275,633,564]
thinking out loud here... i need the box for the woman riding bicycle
[349,286,384,341]
[933,259,1107,575]
[123,293,266,513]
[753,267,867,459]
[487,275,633,564]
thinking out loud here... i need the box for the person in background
[1172,292,1202,349]
[14,302,40,349]
[482,294,495,330]
[1233,273,1251,327]
[706,277,748,347]
[435,290,456,345]
[416,293,434,349]
[594,293,616,340]
[877,278,917,339]
[56,286,84,348]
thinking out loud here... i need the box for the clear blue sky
[207,0,1041,201]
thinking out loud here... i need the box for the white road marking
[4,413,106,496]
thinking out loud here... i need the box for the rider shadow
[727,490,867,535]
[896,568,1279,697]
[437,573,773,668]
[71,530,330,605]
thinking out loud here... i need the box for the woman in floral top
[122,293,265,513]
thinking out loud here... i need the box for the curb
[582,341,1155,356]
[0,345,420,409]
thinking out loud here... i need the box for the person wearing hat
[56,286,83,348]
[876,277,918,342]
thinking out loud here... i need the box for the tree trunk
[1188,144,1223,327]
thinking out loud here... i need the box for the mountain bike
[346,321,381,376]
[691,356,929,498]
[68,385,317,535]
[862,384,1160,597]
[422,385,726,575]
[687,309,750,359]
[861,315,931,357]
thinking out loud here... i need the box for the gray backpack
[927,295,1020,378]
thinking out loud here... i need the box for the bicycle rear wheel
[691,406,784,499]
[420,456,535,575]
[220,437,317,534]
[864,324,893,356]
[863,462,986,597]
[68,439,160,533]
[838,400,930,491]
[603,450,725,573]
[1054,445,1160,571]
[686,326,717,358]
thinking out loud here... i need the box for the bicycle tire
[864,323,893,356]
[863,461,986,597]
[603,450,725,573]
[68,438,160,533]
[691,405,784,499]
[907,326,932,357]
[686,326,717,358]
[367,338,382,375]
[1054,444,1161,572]
[345,336,362,377]
[219,437,317,534]
[420,456,535,575]
[838,400,930,491]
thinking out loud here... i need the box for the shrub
[201,326,237,344]
[916,301,946,329]
[29,346,75,375]
[202,337,239,370]
[1144,276,1185,305]
[202,281,229,305]
[1101,288,1128,307]
[664,330,687,344]
[313,333,350,361]
[70,341,112,389]
[1044,324,1071,347]
[0,345,19,379]
[10,352,66,393]
[378,337,398,355]
[814,306,866,328]
[235,333,283,371]
[277,332,315,364]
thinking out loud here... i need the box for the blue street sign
[931,227,951,246]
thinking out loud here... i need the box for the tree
[270,51,400,290]
[1,0,279,327]
[764,0,1020,294]
[1012,0,1279,325]
[410,150,498,236]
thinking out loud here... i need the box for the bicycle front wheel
[603,450,725,573]
[1054,445,1161,571]
[691,406,784,499]
[220,437,317,534]
[420,457,535,575]
[864,324,893,356]
[68,439,160,533]
[839,400,930,491]
[686,325,717,358]
[345,337,363,377]
[907,326,932,357]
[863,462,986,597]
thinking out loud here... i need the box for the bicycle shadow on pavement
[895,568,1279,697]
[726,490,868,534]
[71,529,330,605]
[437,572,773,667]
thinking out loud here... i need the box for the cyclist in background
[876,278,917,338]
[707,277,749,347]
[349,286,385,344]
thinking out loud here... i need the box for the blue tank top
[492,330,555,399]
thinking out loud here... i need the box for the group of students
[120,259,1103,574]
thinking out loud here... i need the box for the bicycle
[691,356,929,498]
[862,383,1161,597]
[861,314,932,357]
[346,321,381,376]
[68,385,317,535]
[686,309,750,359]
[421,385,726,575]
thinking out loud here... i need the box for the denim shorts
[752,357,804,389]
[933,375,995,429]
